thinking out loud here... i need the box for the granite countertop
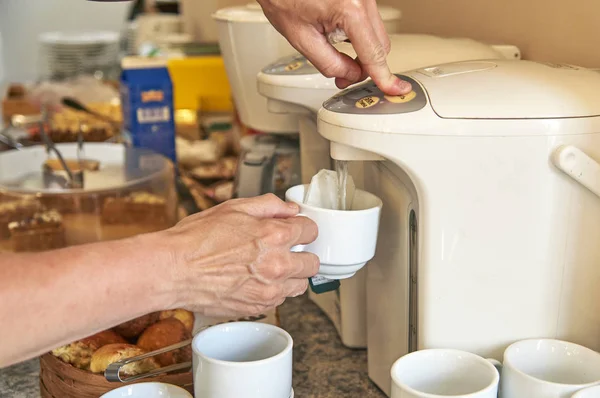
[0,293,386,398]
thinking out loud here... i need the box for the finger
[290,25,362,82]
[334,56,370,89]
[343,7,411,95]
[354,56,372,83]
[289,252,320,279]
[228,193,299,219]
[364,0,391,54]
[284,215,318,246]
[282,277,310,297]
[335,77,353,89]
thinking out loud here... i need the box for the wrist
[126,230,182,312]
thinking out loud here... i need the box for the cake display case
[0,143,178,253]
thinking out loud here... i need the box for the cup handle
[486,358,502,374]
[291,244,306,252]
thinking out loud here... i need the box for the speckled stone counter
[0,293,386,397]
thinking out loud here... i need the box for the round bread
[113,312,160,339]
[137,318,192,367]
[51,329,126,370]
[90,343,160,375]
[158,309,195,334]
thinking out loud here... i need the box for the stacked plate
[39,31,121,80]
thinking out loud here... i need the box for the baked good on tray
[137,318,192,367]
[51,330,127,370]
[8,209,66,252]
[90,343,160,376]
[30,102,122,143]
[49,309,195,379]
[158,309,195,334]
[101,192,169,226]
[0,198,43,239]
[113,312,160,340]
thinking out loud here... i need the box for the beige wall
[378,0,600,68]
[182,0,600,68]
[180,0,250,43]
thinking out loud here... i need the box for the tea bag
[303,169,356,210]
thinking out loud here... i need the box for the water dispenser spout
[330,142,384,161]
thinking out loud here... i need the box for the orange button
[355,96,380,108]
[385,91,417,103]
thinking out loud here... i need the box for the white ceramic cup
[100,382,192,398]
[285,184,382,279]
[391,349,500,398]
[572,385,600,398]
[192,322,293,398]
[498,339,600,398]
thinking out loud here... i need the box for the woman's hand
[256,0,412,95]
[163,194,319,317]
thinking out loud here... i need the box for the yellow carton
[167,56,233,112]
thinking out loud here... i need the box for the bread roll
[113,312,159,339]
[51,330,126,370]
[158,309,195,334]
[137,318,192,367]
[90,343,160,375]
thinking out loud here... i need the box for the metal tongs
[104,322,215,384]
[11,109,85,189]
[105,338,193,383]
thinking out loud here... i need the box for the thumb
[230,193,299,219]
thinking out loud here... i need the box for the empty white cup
[192,322,293,398]
[100,382,192,398]
[499,339,600,398]
[285,184,382,279]
[391,349,500,398]
[572,385,600,398]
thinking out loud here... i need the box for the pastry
[8,209,65,251]
[101,192,169,226]
[51,330,126,370]
[0,198,43,239]
[30,102,122,144]
[189,156,238,181]
[113,312,160,340]
[90,343,160,375]
[8,209,65,252]
[137,318,192,367]
[158,309,195,334]
[44,158,101,173]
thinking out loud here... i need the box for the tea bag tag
[309,275,340,294]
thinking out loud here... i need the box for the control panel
[261,54,319,75]
[322,75,427,115]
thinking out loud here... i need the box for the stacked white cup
[390,339,600,398]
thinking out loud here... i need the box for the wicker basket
[39,353,193,398]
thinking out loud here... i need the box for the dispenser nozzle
[330,142,384,161]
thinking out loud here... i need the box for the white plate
[100,382,193,398]
[39,31,120,45]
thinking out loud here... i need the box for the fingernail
[287,202,299,211]
[396,79,412,94]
